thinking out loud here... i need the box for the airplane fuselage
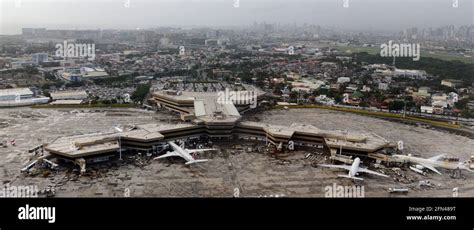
[168,141,194,161]
[350,158,361,177]
[393,155,467,171]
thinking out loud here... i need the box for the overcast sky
[0,0,472,34]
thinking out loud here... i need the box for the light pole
[118,135,122,161]
[403,98,408,118]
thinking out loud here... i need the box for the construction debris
[75,158,86,174]
[418,180,432,188]
[21,160,39,174]
[38,185,56,198]
[391,168,416,184]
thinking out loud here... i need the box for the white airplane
[392,154,474,175]
[154,141,215,165]
[273,47,289,52]
[319,157,389,181]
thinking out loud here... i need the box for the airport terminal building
[43,90,392,171]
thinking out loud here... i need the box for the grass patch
[332,45,474,64]
[275,104,461,129]
[31,103,136,109]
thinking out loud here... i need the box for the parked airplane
[273,47,289,52]
[154,141,216,165]
[392,154,474,175]
[319,157,389,181]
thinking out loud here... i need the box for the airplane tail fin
[338,174,364,181]
[458,162,474,172]
[185,159,209,165]
[461,165,474,173]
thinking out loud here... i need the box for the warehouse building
[0,88,49,107]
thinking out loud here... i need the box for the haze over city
[1,0,474,226]
[1,0,473,34]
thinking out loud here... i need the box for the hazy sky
[0,0,472,34]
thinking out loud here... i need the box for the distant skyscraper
[22,28,46,36]
[32,53,48,64]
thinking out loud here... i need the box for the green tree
[455,98,470,110]
[303,93,310,99]
[312,89,320,97]
[388,100,405,111]
[131,84,151,103]
[289,91,298,100]
[43,91,51,98]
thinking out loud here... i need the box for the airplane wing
[418,163,442,175]
[318,164,352,171]
[187,148,216,154]
[357,167,389,178]
[338,174,364,181]
[428,154,446,162]
[185,159,209,165]
[154,151,181,160]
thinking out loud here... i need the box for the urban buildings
[0,88,49,107]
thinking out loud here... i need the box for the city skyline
[0,0,472,35]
